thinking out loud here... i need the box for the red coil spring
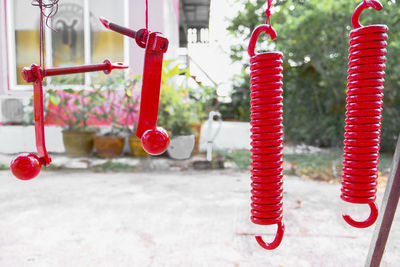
[248,25,284,250]
[341,0,388,228]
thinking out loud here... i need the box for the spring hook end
[352,0,383,29]
[342,202,379,228]
[255,221,285,250]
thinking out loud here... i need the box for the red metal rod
[99,17,137,39]
[45,62,111,76]
[22,60,127,83]
[99,17,148,48]
[11,59,127,181]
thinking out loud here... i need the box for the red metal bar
[10,60,128,180]
[99,17,147,48]
[22,60,127,83]
[33,65,51,166]
[101,18,170,155]
[99,17,137,39]
[136,32,169,137]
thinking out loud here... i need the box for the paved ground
[0,170,399,267]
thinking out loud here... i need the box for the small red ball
[141,127,170,155]
[10,153,42,180]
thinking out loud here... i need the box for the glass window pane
[89,0,125,84]
[14,0,40,85]
[51,0,85,85]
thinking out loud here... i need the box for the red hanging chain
[265,0,273,25]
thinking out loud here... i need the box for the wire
[265,0,273,25]
[31,0,60,67]
[145,0,149,31]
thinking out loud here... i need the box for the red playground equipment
[248,0,285,250]
[9,1,128,180]
[99,16,170,156]
[341,0,388,228]
[10,0,171,180]
[10,61,127,180]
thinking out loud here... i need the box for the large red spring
[341,0,388,228]
[248,25,284,250]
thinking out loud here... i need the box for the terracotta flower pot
[129,136,147,157]
[94,135,125,158]
[191,123,202,153]
[62,130,96,157]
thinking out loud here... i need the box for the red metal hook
[255,221,285,250]
[101,18,170,156]
[248,24,277,58]
[342,202,379,228]
[352,0,383,29]
[10,60,128,180]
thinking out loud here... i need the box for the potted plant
[91,74,127,158]
[157,61,199,160]
[116,75,148,157]
[47,85,104,157]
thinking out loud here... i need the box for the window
[7,0,129,90]
[187,27,209,44]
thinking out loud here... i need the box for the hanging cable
[31,0,59,67]
[145,0,149,32]
[265,0,273,25]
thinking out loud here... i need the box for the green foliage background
[227,0,400,151]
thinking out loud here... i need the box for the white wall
[128,0,179,75]
[0,0,7,95]
[0,126,65,153]
[199,121,251,152]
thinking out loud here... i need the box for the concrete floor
[0,170,399,267]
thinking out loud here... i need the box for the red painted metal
[10,61,128,180]
[341,0,388,228]
[101,18,170,156]
[248,24,285,250]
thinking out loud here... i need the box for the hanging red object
[100,18,170,156]
[10,61,128,180]
[247,1,285,250]
[341,0,388,228]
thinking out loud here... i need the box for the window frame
[6,0,129,92]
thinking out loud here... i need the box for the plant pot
[129,136,147,157]
[62,130,96,157]
[94,135,125,158]
[167,135,196,160]
[191,123,202,154]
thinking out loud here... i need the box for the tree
[227,0,400,150]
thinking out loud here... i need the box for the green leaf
[63,89,75,94]
[49,94,61,105]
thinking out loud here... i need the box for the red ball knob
[10,153,42,180]
[141,127,170,155]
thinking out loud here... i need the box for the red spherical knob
[10,153,42,180]
[141,127,170,155]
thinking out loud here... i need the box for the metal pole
[365,134,400,267]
